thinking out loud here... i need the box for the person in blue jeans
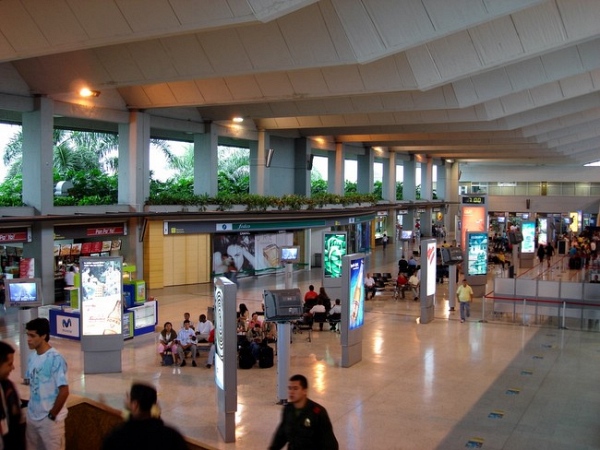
[456,279,473,323]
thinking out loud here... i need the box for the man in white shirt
[328,299,342,332]
[195,314,214,342]
[176,320,197,367]
[409,273,420,301]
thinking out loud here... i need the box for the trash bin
[313,253,322,268]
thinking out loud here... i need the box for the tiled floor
[2,243,600,450]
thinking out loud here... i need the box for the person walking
[269,374,338,450]
[537,244,545,266]
[25,317,70,450]
[546,242,555,268]
[456,279,473,323]
[101,382,188,450]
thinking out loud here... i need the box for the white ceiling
[1,0,600,165]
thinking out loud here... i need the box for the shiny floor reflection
[2,243,599,450]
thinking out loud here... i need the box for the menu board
[81,242,92,255]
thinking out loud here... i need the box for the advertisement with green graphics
[323,233,347,278]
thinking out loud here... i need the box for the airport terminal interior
[2,240,600,450]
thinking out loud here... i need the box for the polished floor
[2,243,600,450]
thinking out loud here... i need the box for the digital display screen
[280,246,299,262]
[348,257,365,329]
[401,230,413,240]
[324,233,347,278]
[6,279,41,307]
[462,196,485,204]
[80,258,123,336]
[467,233,488,276]
[521,222,535,254]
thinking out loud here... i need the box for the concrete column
[382,150,396,202]
[329,143,345,195]
[437,161,447,200]
[356,147,374,194]
[21,98,56,303]
[421,157,433,236]
[404,158,416,232]
[194,123,218,196]
[118,111,150,210]
[250,130,269,195]
[447,163,460,238]
[24,224,55,305]
[294,138,311,196]
[22,97,54,215]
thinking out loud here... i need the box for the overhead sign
[0,227,31,243]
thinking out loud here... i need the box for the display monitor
[401,230,413,240]
[263,288,303,322]
[6,278,43,308]
[323,233,347,279]
[441,247,463,265]
[467,232,488,276]
[280,246,300,263]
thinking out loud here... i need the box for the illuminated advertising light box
[538,218,548,246]
[467,232,488,276]
[80,257,123,336]
[521,222,536,254]
[348,257,365,330]
[323,233,347,279]
[460,206,486,248]
[426,241,436,296]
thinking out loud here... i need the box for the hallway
[1,242,599,449]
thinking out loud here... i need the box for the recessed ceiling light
[79,88,100,97]
[232,117,244,123]
[584,161,600,166]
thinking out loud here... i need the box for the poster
[324,233,347,279]
[467,233,488,276]
[80,257,123,336]
[349,257,364,329]
[521,222,535,254]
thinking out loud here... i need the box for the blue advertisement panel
[467,233,488,276]
[349,257,365,329]
[323,232,347,279]
[521,221,535,253]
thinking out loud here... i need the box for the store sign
[0,228,31,243]
[56,315,80,338]
[86,226,125,236]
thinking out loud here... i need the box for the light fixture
[584,161,600,166]
[79,88,100,98]
[266,148,275,168]
[446,159,454,164]
[232,117,244,123]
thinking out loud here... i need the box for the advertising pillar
[419,239,437,324]
[214,277,238,443]
[80,257,124,374]
[341,253,365,367]
[460,195,488,297]
[322,232,347,305]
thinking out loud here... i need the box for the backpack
[238,341,255,369]
[162,354,174,366]
[258,342,274,368]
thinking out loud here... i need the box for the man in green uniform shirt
[269,374,338,450]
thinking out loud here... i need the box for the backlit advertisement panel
[467,233,488,276]
[521,222,535,254]
[80,257,123,336]
[348,257,365,330]
[538,218,548,246]
[323,233,347,278]
[460,206,486,247]
[426,241,436,296]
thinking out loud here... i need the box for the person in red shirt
[304,285,319,311]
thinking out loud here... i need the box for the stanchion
[478,296,488,323]
[520,298,529,326]
[559,301,568,329]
